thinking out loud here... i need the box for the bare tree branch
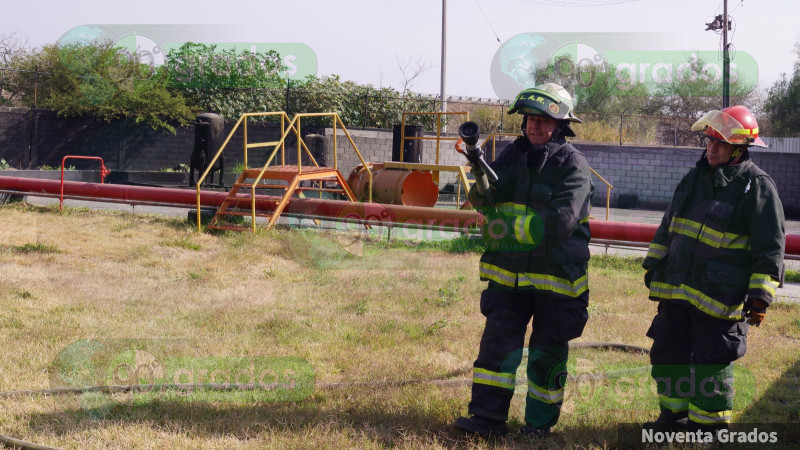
[396,55,433,96]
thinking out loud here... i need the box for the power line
[474,0,502,44]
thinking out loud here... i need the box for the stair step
[207,224,252,232]
[233,183,289,189]
[215,211,273,218]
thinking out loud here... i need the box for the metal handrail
[60,156,109,211]
[195,112,292,231]
[242,113,370,232]
[400,111,470,186]
[589,168,614,221]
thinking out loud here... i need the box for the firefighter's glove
[744,298,768,327]
[470,160,484,177]
[644,269,654,289]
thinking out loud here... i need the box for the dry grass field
[0,202,798,449]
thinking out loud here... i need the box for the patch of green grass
[589,254,645,273]
[785,269,800,283]
[342,300,368,316]
[111,222,136,232]
[161,235,201,251]
[425,277,465,307]
[7,241,61,254]
[14,290,35,299]
[379,233,485,253]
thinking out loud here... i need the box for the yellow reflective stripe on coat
[527,380,564,404]
[479,262,517,287]
[698,225,751,250]
[650,282,744,320]
[688,404,732,424]
[749,273,779,295]
[513,215,536,245]
[670,217,750,250]
[647,243,668,260]
[473,368,515,390]
[659,395,688,413]
[496,202,528,216]
[518,273,588,298]
[669,217,702,238]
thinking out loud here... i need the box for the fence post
[285,79,290,116]
[33,65,39,108]
[674,117,678,146]
[363,94,368,128]
[499,101,505,132]
[618,114,624,145]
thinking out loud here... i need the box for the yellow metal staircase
[208,166,357,231]
[195,112,372,233]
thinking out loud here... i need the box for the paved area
[17,195,800,303]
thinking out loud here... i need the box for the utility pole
[440,0,447,132]
[722,0,730,108]
[705,0,732,108]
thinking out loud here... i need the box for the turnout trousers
[468,288,589,427]
[647,302,749,428]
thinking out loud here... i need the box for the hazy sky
[2,0,798,99]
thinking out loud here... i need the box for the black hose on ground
[0,341,647,448]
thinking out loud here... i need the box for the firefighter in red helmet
[642,105,785,432]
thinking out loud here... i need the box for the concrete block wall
[576,143,700,208]
[1,107,797,218]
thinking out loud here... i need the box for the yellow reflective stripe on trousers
[659,395,688,413]
[518,273,588,298]
[646,243,668,260]
[688,404,732,424]
[669,217,702,238]
[528,380,564,404]
[698,225,751,250]
[513,215,536,245]
[650,282,744,320]
[479,262,517,287]
[474,368,515,390]
[749,273,779,295]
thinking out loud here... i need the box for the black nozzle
[458,121,480,146]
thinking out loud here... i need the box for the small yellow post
[243,118,248,169]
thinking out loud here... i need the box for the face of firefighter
[525,115,559,146]
[706,139,743,167]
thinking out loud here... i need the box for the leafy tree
[165,42,287,120]
[1,39,195,132]
[763,40,800,137]
[288,75,437,129]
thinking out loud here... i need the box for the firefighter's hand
[744,298,768,327]
[470,161,484,177]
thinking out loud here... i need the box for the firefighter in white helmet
[454,83,594,439]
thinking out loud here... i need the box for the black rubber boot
[519,425,551,438]
[645,411,688,431]
[453,416,508,437]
